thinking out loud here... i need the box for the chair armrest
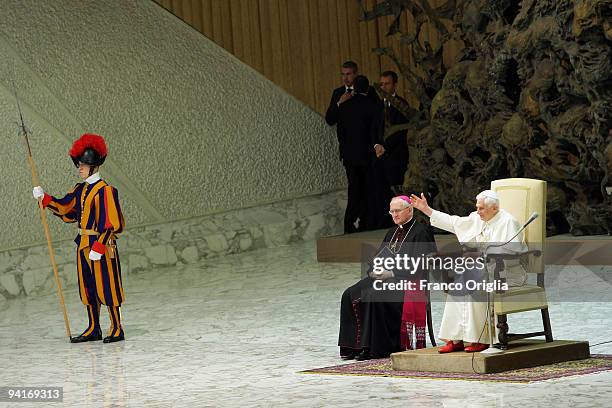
[486,250,542,261]
[487,250,544,292]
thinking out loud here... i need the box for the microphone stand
[480,213,538,355]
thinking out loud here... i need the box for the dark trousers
[368,159,407,230]
[338,277,404,358]
[343,164,369,233]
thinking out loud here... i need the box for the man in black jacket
[326,72,381,233]
[325,61,379,125]
[369,71,413,230]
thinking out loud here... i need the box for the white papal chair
[489,178,552,349]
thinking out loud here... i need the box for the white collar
[483,209,505,228]
[85,172,101,185]
[398,216,414,229]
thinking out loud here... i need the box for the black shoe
[355,349,372,361]
[341,352,357,360]
[103,330,125,343]
[70,329,102,343]
[340,347,358,360]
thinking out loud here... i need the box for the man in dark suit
[368,71,412,230]
[325,61,379,126]
[326,71,381,233]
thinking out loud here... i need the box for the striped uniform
[43,179,125,307]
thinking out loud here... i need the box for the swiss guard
[32,134,126,343]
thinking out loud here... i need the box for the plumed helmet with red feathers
[69,133,108,167]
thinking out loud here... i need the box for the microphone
[525,211,539,225]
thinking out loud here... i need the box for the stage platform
[391,340,591,374]
[316,230,612,265]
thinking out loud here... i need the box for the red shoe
[464,343,489,353]
[438,341,464,353]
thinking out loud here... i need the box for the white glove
[88,250,103,261]
[33,186,44,200]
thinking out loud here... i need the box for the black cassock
[338,218,436,358]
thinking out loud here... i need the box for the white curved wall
[0,0,344,250]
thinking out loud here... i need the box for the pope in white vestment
[411,190,527,352]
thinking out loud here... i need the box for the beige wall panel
[296,1,316,106]
[323,0,343,108]
[229,0,244,60]
[200,0,214,39]
[315,0,333,111]
[307,1,322,112]
[336,0,352,64]
[258,0,274,80]
[210,0,224,48]
[345,0,362,67]
[190,0,203,32]
[367,0,382,80]
[180,0,194,26]
[238,1,253,66]
[248,1,264,72]
[267,0,283,87]
[277,1,293,92]
[219,1,234,51]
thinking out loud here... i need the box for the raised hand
[410,193,433,216]
[338,92,353,105]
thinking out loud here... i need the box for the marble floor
[1,242,611,408]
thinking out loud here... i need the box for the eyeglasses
[389,208,409,215]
